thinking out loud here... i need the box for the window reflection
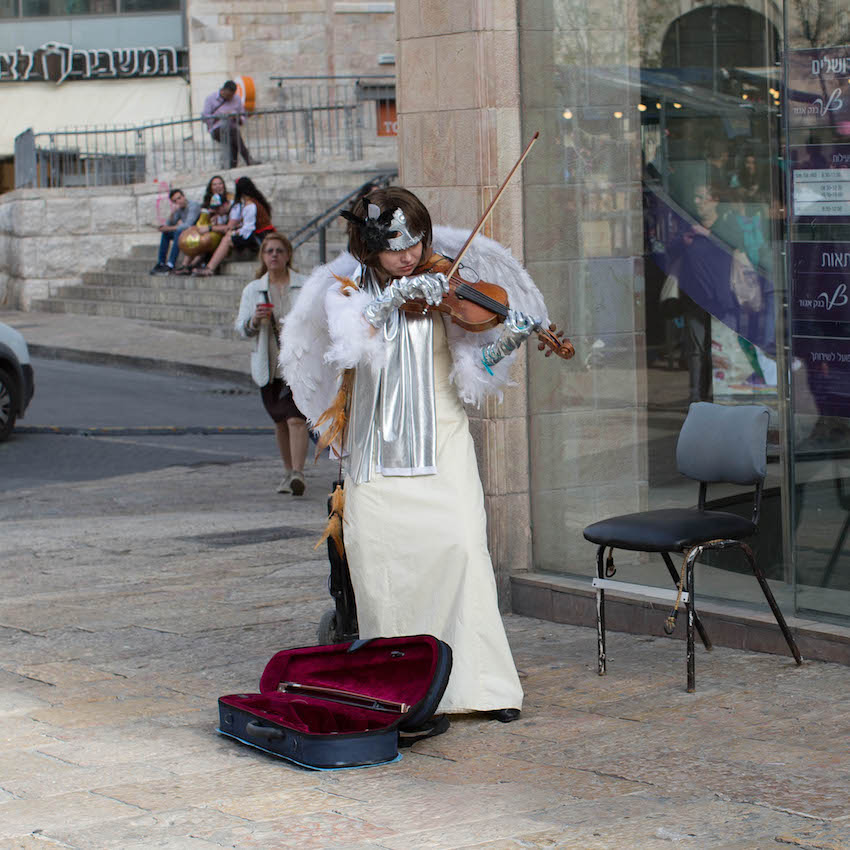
[22,0,116,13]
[121,0,179,10]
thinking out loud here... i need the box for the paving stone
[401,752,643,797]
[195,812,397,849]
[0,837,76,849]
[46,806,244,849]
[201,786,359,821]
[0,718,57,753]
[376,814,562,850]
[774,823,850,849]
[0,792,142,841]
[94,765,317,811]
[29,695,206,730]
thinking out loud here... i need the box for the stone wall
[396,0,531,607]
[0,161,392,309]
[187,0,398,114]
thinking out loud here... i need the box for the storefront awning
[0,77,191,157]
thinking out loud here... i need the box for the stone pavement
[1,310,850,849]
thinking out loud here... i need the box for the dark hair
[202,175,228,208]
[234,177,272,217]
[168,187,184,200]
[255,232,294,279]
[345,186,432,269]
[222,80,237,92]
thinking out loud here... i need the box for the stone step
[48,284,245,310]
[82,271,250,291]
[107,257,258,275]
[126,238,347,268]
[31,297,237,332]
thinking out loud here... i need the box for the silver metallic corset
[345,269,437,484]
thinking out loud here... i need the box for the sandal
[172,266,192,276]
[193,266,214,277]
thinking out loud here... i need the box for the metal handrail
[271,74,395,84]
[16,80,398,188]
[292,169,398,263]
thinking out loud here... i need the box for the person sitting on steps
[194,177,273,277]
[150,188,201,275]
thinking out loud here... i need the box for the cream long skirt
[343,319,523,714]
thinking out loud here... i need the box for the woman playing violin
[280,186,550,723]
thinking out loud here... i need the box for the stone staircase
[30,194,353,338]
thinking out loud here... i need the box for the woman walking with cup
[235,233,309,494]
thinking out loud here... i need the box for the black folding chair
[583,402,802,691]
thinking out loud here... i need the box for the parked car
[0,322,34,441]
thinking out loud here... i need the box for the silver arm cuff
[481,309,541,368]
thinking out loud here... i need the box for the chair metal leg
[740,542,803,666]
[661,552,712,650]
[685,548,697,692]
[596,546,607,675]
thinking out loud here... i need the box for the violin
[399,254,575,361]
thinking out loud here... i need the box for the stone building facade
[187,0,397,114]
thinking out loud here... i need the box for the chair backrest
[676,402,769,485]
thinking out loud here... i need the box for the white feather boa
[279,226,549,434]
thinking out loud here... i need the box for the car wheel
[0,368,20,442]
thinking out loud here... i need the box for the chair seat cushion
[583,508,756,553]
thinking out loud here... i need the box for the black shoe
[150,263,170,275]
[490,708,521,723]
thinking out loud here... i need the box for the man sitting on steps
[202,80,257,169]
[150,188,201,276]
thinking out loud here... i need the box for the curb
[29,344,255,388]
[16,425,276,436]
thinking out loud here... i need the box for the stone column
[396,0,532,607]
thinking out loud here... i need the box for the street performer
[279,186,550,722]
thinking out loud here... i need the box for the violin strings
[454,283,509,317]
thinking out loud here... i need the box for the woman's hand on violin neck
[505,308,542,336]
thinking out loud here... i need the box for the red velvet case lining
[221,636,441,736]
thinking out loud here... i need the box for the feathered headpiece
[340,203,422,252]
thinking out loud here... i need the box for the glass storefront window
[121,0,179,10]
[0,0,16,16]
[785,5,850,620]
[520,0,834,619]
[16,0,177,13]
[22,0,116,13]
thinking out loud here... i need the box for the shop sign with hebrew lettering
[0,42,187,84]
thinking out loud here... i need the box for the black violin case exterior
[217,634,452,769]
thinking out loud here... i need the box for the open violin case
[217,634,453,769]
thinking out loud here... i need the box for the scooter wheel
[317,609,339,645]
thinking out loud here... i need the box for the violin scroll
[537,323,575,360]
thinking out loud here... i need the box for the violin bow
[443,132,575,362]
[444,131,539,282]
